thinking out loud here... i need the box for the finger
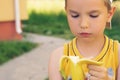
[89,75,99,80]
[89,70,105,78]
[89,68,109,79]
[88,65,106,72]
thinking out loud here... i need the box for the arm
[48,47,63,80]
[117,43,120,80]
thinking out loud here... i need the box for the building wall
[0,21,22,40]
[0,0,28,40]
[0,0,28,22]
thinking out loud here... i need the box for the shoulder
[50,47,64,61]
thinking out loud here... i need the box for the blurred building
[0,0,28,40]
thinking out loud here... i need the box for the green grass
[0,41,37,65]
[23,11,74,39]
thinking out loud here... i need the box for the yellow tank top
[61,36,119,80]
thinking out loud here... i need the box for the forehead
[66,0,107,12]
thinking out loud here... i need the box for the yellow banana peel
[59,56,103,80]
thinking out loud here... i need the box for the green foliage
[0,41,37,65]
[105,26,120,41]
[23,11,74,39]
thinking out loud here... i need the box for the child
[48,0,120,80]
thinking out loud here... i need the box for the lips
[78,32,91,37]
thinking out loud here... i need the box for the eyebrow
[89,10,100,14]
[69,10,78,14]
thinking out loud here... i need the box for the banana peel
[59,56,103,80]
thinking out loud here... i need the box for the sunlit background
[27,0,65,14]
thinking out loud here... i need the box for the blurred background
[0,0,120,80]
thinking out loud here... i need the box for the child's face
[66,0,113,39]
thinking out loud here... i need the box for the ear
[107,7,116,22]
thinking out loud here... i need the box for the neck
[76,36,105,58]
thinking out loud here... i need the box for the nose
[79,18,88,29]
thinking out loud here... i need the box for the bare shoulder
[49,47,64,62]
[48,47,64,80]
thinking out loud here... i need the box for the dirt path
[0,33,68,80]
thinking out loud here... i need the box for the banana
[59,56,103,80]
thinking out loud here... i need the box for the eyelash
[71,15,99,18]
[90,15,99,18]
[71,15,79,18]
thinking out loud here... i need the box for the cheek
[67,16,79,29]
[92,21,106,34]
[67,17,80,35]
[91,16,107,29]
[68,20,79,31]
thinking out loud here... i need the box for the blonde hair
[65,0,112,11]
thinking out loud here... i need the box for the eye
[71,14,79,18]
[90,15,99,18]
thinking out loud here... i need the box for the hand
[88,65,110,80]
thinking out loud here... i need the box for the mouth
[77,32,92,37]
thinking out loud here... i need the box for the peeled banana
[59,56,103,80]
